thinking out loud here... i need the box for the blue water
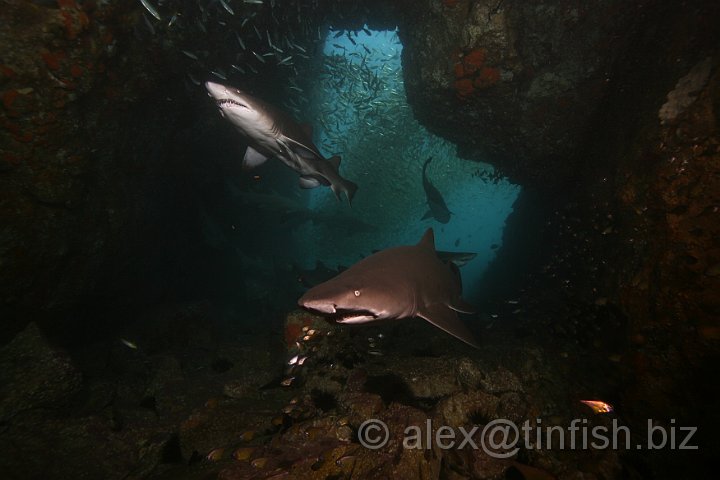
[291,26,521,302]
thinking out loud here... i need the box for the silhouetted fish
[421,157,452,223]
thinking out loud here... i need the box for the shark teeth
[217,99,246,108]
[334,310,377,324]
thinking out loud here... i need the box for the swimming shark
[205,81,358,204]
[421,157,452,223]
[298,228,479,348]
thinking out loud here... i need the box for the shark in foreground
[298,228,479,348]
[205,81,358,204]
[421,157,452,223]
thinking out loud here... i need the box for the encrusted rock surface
[0,0,718,479]
[0,322,82,420]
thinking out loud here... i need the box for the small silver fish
[235,32,246,50]
[181,50,198,60]
[139,0,161,21]
[211,70,227,80]
[120,338,138,350]
[252,51,265,63]
[219,0,234,15]
[142,14,156,35]
[288,354,299,365]
[187,73,201,85]
[277,55,293,66]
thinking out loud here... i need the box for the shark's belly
[246,129,282,156]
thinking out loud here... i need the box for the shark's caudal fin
[423,156,433,173]
[327,155,358,206]
[416,304,479,348]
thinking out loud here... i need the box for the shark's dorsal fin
[421,210,433,220]
[418,228,435,250]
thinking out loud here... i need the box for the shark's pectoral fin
[299,176,322,189]
[416,303,479,348]
[243,147,269,169]
[448,298,476,315]
[421,210,433,220]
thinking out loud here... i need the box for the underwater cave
[0,0,718,479]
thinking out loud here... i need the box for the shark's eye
[354,290,361,297]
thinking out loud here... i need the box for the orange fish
[580,400,614,414]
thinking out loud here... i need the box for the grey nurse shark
[205,81,358,204]
[298,228,479,348]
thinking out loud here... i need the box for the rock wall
[399,0,719,472]
[0,0,254,340]
[400,0,635,188]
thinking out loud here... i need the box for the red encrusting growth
[41,51,64,71]
[70,64,84,78]
[462,48,486,74]
[3,152,21,166]
[474,67,501,88]
[58,0,91,40]
[452,47,501,98]
[453,79,475,97]
[2,90,19,110]
[284,315,315,348]
[0,65,16,79]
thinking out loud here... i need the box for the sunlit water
[291,26,520,302]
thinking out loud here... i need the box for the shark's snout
[298,294,336,314]
[204,81,225,99]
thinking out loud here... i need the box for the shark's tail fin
[328,155,358,206]
[423,156,433,174]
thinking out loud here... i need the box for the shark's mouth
[334,308,377,324]
[216,98,247,108]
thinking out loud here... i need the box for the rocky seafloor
[1,305,649,480]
